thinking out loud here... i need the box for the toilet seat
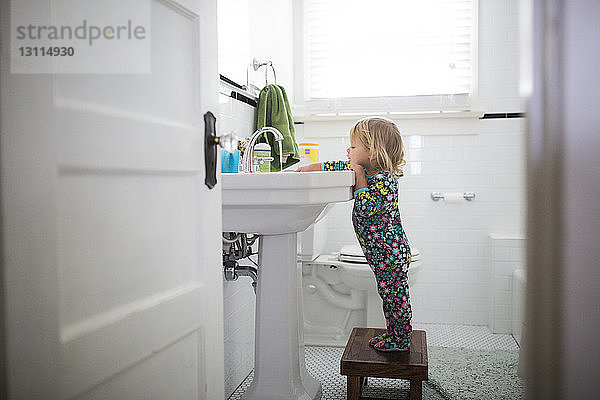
[339,245,420,264]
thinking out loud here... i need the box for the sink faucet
[241,127,284,173]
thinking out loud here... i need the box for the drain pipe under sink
[224,260,258,293]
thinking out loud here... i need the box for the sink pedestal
[242,233,322,400]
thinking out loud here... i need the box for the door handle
[204,111,218,189]
[204,112,240,189]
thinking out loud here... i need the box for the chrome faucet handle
[251,155,260,173]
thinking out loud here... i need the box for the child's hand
[295,163,320,172]
[349,160,364,174]
[349,160,368,191]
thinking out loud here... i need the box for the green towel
[255,84,300,171]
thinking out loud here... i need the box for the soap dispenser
[253,137,273,173]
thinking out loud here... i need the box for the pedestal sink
[222,171,354,400]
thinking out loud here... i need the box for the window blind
[304,0,475,113]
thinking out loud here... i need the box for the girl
[296,117,412,351]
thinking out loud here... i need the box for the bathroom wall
[218,86,257,398]
[489,234,526,333]
[296,0,526,326]
[247,0,294,88]
[218,0,294,92]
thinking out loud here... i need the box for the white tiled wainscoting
[219,87,257,398]
[489,234,526,334]
[223,278,255,398]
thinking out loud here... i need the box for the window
[298,0,477,115]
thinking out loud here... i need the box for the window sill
[293,110,484,123]
[291,110,515,137]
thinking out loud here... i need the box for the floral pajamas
[322,161,412,351]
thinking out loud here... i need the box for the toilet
[337,244,421,289]
[299,215,422,346]
[338,245,421,328]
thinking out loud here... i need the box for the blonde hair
[350,117,406,177]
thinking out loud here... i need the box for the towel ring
[246,58,277,90]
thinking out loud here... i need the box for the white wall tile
[423,297,452,310]
[219,83,257,398]
[489,235,526,333]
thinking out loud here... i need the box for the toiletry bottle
[253,142,272,173]
[298,142,319,167]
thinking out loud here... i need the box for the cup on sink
[221,149,240,173]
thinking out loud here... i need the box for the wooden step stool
[340,327,428,400]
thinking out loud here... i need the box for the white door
[0,1,224,399]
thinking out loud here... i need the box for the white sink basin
[221,170,354,234]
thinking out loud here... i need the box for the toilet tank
[298,214,328,261]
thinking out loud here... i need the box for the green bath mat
[425,346,524,400]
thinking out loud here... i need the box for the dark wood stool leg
[409,379,422,400]
[347,376,361,400]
